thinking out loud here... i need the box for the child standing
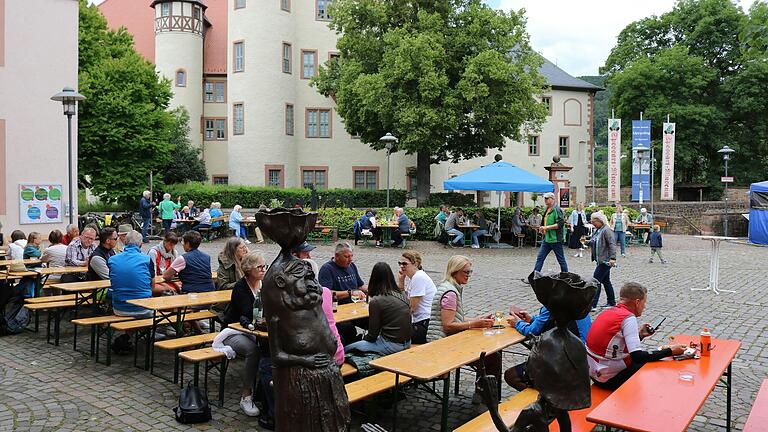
[648,225,666,264]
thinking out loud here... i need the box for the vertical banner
[661,123,675,200]
[607,119,621,202]
[631,120,651,202]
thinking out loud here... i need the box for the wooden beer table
[228,301,370,339]
[0,259,41,267]
[587,335,741,432]
[128,289,231,371]
[370,324,525,432]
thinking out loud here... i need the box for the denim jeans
[592,263,616,308]
[346,335,410,356]
[614,231,626,255]
[141,217,151,241]
[533,241,569,273]
[472,229,488,247]
[447,228,464,245]
[234,225,248,239]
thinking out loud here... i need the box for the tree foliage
[162,107,207,185]
[78,0,175,204]
[313,0,547,205]
[602,0,768,187]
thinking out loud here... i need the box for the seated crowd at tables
[1,209,683,429]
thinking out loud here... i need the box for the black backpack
[3,295,30,335]
[174,381,211,424]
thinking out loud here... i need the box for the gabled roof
[539,57,602,92]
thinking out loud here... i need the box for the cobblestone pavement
[0,234,766,431]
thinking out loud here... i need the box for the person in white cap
[529,192,568,277]
[634,208,653,243]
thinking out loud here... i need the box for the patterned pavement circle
[0,234,765,431]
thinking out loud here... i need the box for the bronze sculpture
[254,208,351,431]
[477,271,598,432]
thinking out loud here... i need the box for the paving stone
[0,235,764,431]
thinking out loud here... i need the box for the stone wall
[618,201,750,237]
[584,186,750,205]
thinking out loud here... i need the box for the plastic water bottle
[252,294,263,326]
[700,328,712,357]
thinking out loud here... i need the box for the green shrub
[163,183,407,209]
[424,192,477,207]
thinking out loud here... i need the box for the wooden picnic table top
[127,289,232,311]
[369,322,525,381]
[0,259,42,267]
[228,301,368,336]
[50,272,217,292]
[587,335,741,432]
[6,271,38,278]
[34,266,89,276]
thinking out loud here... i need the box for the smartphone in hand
[648,316,666,334]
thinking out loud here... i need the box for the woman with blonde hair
[217,237,248,291]
[610,204,629,257]
[427,255,500,402]
[397,250,436,344]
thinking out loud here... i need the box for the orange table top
[743,379,768,432]
[587,335,741,432]
[370,324,524,380]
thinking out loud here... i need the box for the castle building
[100,0,600,206]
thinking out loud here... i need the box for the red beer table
[587,335,741,432]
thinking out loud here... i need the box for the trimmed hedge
[164,183,407,209]
[315,205,638,241]
[424,192,477,207]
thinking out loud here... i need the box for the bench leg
[35,310,40,333]
[89,325,96,356]
[173,349,180,384]
[454,367,460,395]
[54,309,61,346]
[726,363,732,432]
[194,362,200,387]
[96,326,101,363]
[106,327,113,367]
[180,359,185,388]
[441,374,450,432]
[393,373,400,432]
[46,311,52,344]
[219,359,229,408]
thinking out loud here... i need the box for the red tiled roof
[98,0,228,74]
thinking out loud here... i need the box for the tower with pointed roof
[151,0,206,151]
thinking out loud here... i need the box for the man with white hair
[530,192,568,276]
[588,211,617,309]
[635,207,653,244]
[391,207,414,247]
[139,190,155,242]
[108,230,158,318]
[62,224,80,246]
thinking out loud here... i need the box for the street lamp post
[51,87,86,225]
[379,133,398,213]
[718,145,735,236]
[634,147,648,205]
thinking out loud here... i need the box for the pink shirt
[440,291,459,311]
[169,255,186,272]
[322,287,345,366]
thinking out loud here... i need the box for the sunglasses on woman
[397,261,411,267]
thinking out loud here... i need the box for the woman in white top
[397,251,436,344]
[41,229,68,282]
[8,230,27,261]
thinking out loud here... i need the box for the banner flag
[631,120,651,202]
[607,119,621,202]
[661,123,675,200]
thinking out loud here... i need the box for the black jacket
[223,277,255,325]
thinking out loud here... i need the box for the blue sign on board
[632,120,651,150]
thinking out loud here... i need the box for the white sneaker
[239,395,260,417]
[244,239,252,245]
[471,244,480,249]
[198,320,210,331]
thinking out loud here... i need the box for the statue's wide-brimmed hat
[527,271,597,324]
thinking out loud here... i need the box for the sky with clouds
[487,0,758,77]
[90,0,758,77]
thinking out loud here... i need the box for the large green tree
[313,0,547,205]
[602,0,767,188]
[78,0,175,204]
[162,107,208,185]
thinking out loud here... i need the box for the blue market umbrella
[444,161,554,243]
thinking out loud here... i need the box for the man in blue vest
[109,230,156,319]
[163,230,215,294]
[163,230,215,333]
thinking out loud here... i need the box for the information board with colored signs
[19,184,63,224]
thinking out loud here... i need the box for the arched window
[175,69,187,87]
